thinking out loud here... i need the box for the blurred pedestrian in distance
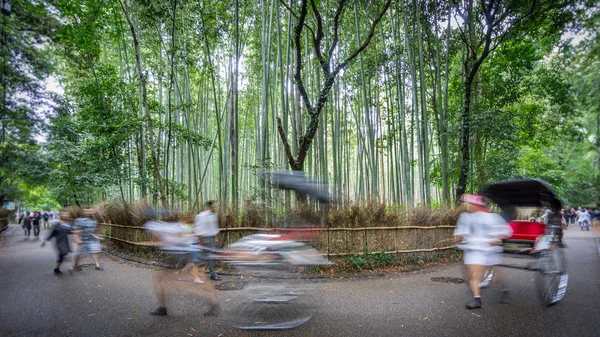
[570,207,576,225]
[42,211,50,229]
[72,208,103,272]
[192,201,222,282]
[32,211,41,238]
[454,194,513,309]
[541,210,552,224]
[41,210,80,275]
[578,209,591,231]
[591,208,600,226]
[21,211,32,238]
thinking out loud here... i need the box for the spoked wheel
[230,283,312,330]
[536,245,568,306]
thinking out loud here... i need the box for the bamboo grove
[1,0,598,210]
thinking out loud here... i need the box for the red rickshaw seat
[508,221,545,241]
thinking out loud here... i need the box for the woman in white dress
[454,194,513,309]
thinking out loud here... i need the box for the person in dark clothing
[21,212,32,238]
[42,211,50,229]
[41,210,79,275]
[32,212,41,238]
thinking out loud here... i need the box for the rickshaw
[219,170,331,330]
[480,179,568,306]
[145,170,331,330]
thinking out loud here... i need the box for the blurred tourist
[21,211,32,238]
[72,208,103,272]
[32,211,41,238]
[191,201,222,282]
[42,211,50,229]
[454,194,513,309]
[578,209,591,231]
[41,210,80,275]
[144,212,220,317]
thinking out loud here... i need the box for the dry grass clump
[237,201,266,228]
[328,201,395,228]
[327,201,460,229]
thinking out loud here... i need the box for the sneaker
[194,279,205,284]
[95,266,104,271]
[204,304,220,316]
[501,291,511,304]
[465,298,481,309]
[150,307,167,316]
[54,269,63,275]
[74,266,83,271]
[210,275,222,281]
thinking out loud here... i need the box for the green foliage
[346,249,398,270]
[19,184,61,210]
[0,1,58,204]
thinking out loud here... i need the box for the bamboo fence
[96,222,457,256]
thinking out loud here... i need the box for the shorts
[78,239,102,254]
[463,251,501,266]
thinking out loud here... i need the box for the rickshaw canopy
[480,179,563,213]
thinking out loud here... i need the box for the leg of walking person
[204,237,221,281]
[91,253,103,269]
[72,253,81,272]
[55,253,67,275]
[466,264,485,309]
[151,269,170,316]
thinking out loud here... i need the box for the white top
[194,210,219,237]
[454,211,513,253]
[578,211,590,222]
[144,220,197,251]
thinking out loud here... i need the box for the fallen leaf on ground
[132,304,138,308]
[424,317,429,320]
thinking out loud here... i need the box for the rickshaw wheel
[536,245,568,306]
[229,281,313,330]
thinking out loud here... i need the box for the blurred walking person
[578,209,591,231]
[144,213,219,317]
[21,211,32,238]
[454,194,513,309]
[72,208,103,272]
[32,211,41,238]
[191,201,222,282]
[42,211,50,229]
[41,210,79,275]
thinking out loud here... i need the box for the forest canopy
[0,0,598,210]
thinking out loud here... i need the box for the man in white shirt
[578,209,591,231]
[192,201,222,281]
